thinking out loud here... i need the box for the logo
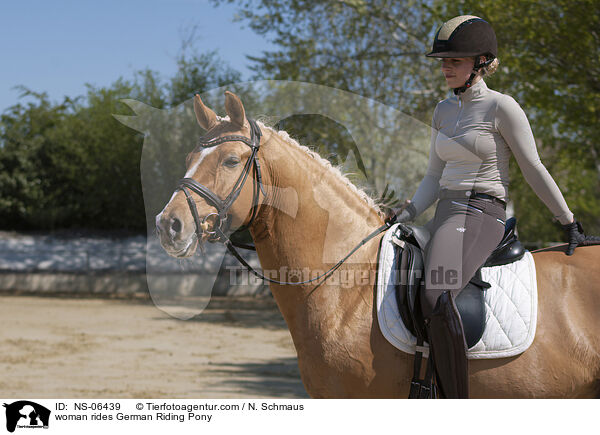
[3,401,50,433]
[456,227,466,232]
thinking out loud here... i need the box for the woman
[389,15,591,398]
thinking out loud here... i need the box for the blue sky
[1,0,275,112]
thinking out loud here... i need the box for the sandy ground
[0,295,308,398]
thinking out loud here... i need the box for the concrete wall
[0,271,270,297]
[0,232,270,297]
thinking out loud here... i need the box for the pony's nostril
[171,218,182,233]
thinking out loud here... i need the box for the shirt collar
[456,79,488,102]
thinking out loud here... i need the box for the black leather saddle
[394,217,525,349]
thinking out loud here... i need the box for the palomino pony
[156,91,600,398]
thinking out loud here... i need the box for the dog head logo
[3,401,50,433]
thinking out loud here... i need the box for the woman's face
[440,57,476,89]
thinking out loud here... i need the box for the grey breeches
[420,197,506,319]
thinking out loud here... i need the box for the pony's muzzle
[156,214,187,242]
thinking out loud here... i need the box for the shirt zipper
[453,94,463,136]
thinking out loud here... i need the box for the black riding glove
[561,219,600,255]
[562,219,587,256]
[387,203,417,224]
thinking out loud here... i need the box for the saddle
[395,216,525,349]
[394,217,524,398]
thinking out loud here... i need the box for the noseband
[176,118,266,244]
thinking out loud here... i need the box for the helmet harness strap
[453,56,495,95]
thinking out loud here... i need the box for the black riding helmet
[427,15,497,94]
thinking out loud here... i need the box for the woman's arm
[409,105,446,217]
[496,95,574,225]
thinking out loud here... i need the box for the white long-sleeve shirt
[410,79,573,225]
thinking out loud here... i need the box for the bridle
[176,118,266,245]
[173,118,395,286]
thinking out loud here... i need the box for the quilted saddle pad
[376,223,538,360]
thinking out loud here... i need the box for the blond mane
[256,120,385,217]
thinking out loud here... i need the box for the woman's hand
[562,219,600,255]
[562,220,585,255]
[385,199,416,224]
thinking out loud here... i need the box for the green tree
[0,49,241,231]
[0,90,68,228]
[0,84,144,230]
[445,0,600,240]
[209,0,600,242]
[169,50,242,106]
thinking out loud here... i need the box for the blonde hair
[481,57,500,77]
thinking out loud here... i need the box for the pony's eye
[223,157,240,168]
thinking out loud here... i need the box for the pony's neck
[249,128,383,328]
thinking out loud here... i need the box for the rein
[216,218,394,286]
[175,119,396,286]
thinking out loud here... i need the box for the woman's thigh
[421,198,505,318]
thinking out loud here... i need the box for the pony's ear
[193,94,218,130]
[224,91,247,129]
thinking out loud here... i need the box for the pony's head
[156,91,264,258]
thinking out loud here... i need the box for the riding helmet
[426,15,497,59]
[427,15,497,94]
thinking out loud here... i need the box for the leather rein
[175,118,394,286]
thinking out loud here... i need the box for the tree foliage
[210,0,600,241]
[445,0,600,239]
[2,0,598,242]
[0,50,240,231]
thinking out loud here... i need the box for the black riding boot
[425,291,469,399]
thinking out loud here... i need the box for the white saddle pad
[376,223,538,359]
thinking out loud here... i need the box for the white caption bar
[0,398,595,435]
